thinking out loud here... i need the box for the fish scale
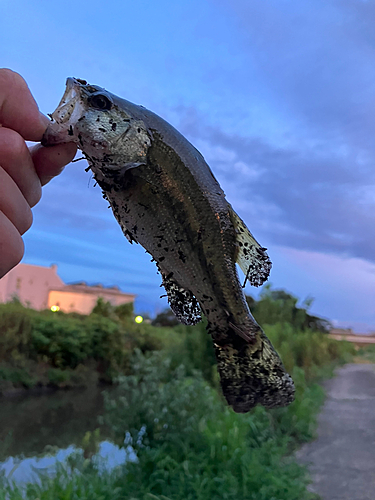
[42,78,295,412]
[134,132,248,332]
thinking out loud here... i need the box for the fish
[42,78,295,412]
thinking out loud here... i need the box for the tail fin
[213,326,295,413]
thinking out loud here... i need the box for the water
[0,387,133,484]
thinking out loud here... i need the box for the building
[0,263,135,314]
[48,282,135,315]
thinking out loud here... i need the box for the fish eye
[89,93,112,111]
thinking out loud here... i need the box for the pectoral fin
[229,206,272,287]
[159,269,202,326]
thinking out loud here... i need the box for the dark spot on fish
[166,272,174,280]
[78,134,84,147]
[111,122,117,131]
[157,244,162,248]
[164,248,169,252]
[96,116,100,122]
[132,225,138,234]
[68,125,74,136]
[178,250,186,263]
[159,256,165,262]
[137,128,141,133]
[98,127,106,132]
[78,115,85,122]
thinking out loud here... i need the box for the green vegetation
[0,299,169,393]
[246,284,331,332]
[0,287,355,499]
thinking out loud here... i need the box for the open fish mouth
[42,78,87,146]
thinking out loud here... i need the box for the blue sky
[2,0,375,330]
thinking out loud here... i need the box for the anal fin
[229,206,272,287]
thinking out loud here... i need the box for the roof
[50,282,136,299]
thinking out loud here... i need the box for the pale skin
[0,69,77,278]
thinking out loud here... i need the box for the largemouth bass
[42,78,295,412]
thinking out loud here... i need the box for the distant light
[51,305,60,312]
[135,315,143,324]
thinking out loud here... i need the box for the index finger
[0,69,49,142]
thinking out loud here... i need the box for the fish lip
[42,78,86,146]
[51,78,81,125]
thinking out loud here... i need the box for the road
[297,363,375,500]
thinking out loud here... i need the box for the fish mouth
[42,78,87,146]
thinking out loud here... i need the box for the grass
[0,290,357,499]
[0,321,354,500]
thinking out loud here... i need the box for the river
[0,386,133,484]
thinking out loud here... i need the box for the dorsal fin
[229,206,272,287]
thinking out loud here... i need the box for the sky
[1,0,374,331]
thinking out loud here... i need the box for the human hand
[0,69,77,278]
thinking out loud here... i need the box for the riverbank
[0,320,355,499]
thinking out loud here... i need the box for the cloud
[171,96,375,269]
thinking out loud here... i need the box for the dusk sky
[2,0,374,331]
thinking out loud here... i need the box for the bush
[99,350,320,500]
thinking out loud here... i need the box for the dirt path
[297,363,375,500]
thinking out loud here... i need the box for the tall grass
[0,320,354,500]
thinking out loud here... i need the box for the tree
[246,285,330,332]
[114,302,134,321]
[152,308,180,327]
